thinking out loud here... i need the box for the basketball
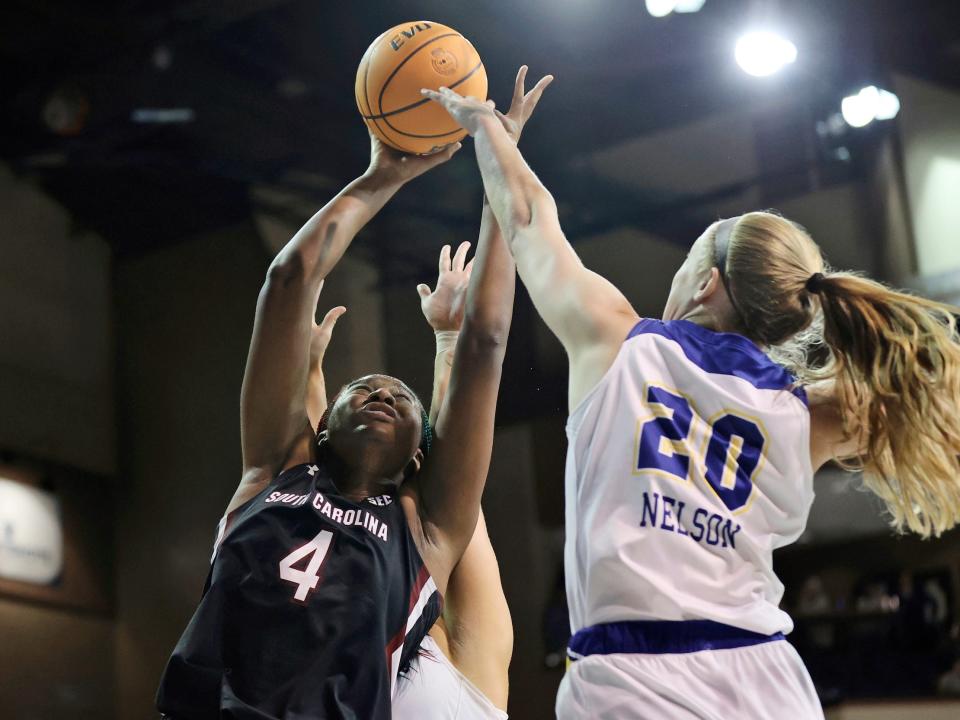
[355,21,487,155]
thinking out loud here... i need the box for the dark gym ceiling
[2,0,959,266]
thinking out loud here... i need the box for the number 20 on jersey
[635,385,767,513]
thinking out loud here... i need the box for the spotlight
[675,0,707,12]
[734,31,797,77]
[839,86,900,128]
[875,89,901,121]
[645,0,677,18]
[840,86,880,128]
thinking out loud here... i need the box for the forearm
[305,364,328,433]
[240,173,399,474]
[461,197,516,344]
[422,200,516,550]
[272,171,403,283]
[472,116,549,243]
[429,331,459,426]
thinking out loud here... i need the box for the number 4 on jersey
[279,530,334,602]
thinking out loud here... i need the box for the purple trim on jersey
[568,619,785,658]
[627,319,808,406]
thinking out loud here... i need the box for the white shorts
[557,638,823,720]
[393,635,508,720]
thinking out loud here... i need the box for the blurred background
[1,0,960,718]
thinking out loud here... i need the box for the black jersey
[156,461,442,720]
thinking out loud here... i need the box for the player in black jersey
[157,127,517,719]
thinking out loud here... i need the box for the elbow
[264,250,307,290]
[506,197,533,233]
[460,314,511,354]
[504,184,556,243]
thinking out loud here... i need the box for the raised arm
[406,87,577,586]
[415,244,513,698]
[412,190,514,580]
[417,241,473,424]
[441,510,512,708]
[424,69,641,408]
[305,298,347,431]
[231,136,460,514]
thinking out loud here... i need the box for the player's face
[327,374,422,466]
[662,225,715,321]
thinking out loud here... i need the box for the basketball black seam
[361,61,484,121]
[376,32,460,116]
[362,51,406,152]
[380,57,484,139]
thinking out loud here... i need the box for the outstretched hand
[417,241,474,332]
[420,87,498,137]
[366,132,462,186]
[495,65,554,144]
[422,65,553,142]
[310,293,347,369]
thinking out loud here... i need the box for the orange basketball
[356,21,487,155]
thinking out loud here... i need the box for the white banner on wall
[0,478,63,585]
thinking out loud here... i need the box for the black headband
[712,218,748,327]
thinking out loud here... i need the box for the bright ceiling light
[841,86,881,128]
[734,31,798,77]
[675,0,707,12]
[875,89,901,121]
[646,0,677,18]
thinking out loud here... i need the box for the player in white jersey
[426,72,960,719]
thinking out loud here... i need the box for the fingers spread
[513,65,529,106]
[452,241,471,271]
[524,75,555,117]
[439,244,452,272]
[528,75,555,100]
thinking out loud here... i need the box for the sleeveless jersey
[565,319,813,637]
[157,460,442,720]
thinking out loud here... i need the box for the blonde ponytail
[813,272,960,537]
[721,211,960,537]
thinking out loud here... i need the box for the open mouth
[360,402,397,421]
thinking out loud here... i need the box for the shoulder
[567,314,643,411]
[639,320,805,399]
[807,380,864,469]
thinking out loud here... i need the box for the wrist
[359,166,404,192]
[474,114,501,134]
[434,329,460,354]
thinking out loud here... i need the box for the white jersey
[565,319,814,636]
[393,635,508,720]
